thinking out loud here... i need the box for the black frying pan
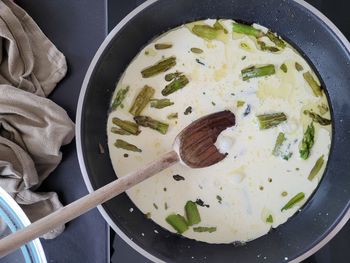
[76,0,350,262]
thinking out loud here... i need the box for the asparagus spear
[266,214,273,223]
[193,226,217,233]
[190,47,204,54]
[110,127,131,135]
[299,122,315,160]
[166,214,189,234]
[129,85,155,116]
[304,110,331,126]
[111,86,129,110]
[114,139,142,152]
[112,117,140,135]
[295,62,303,72]
[134,116,169,134]
[150,98,174,109]
[164,71,182,82]
[241,65,276,81]
[162,75,189,96]
[232,22,264,38]
[272,132,286,156]
[266,31,286,49]
[192,25,220,40]
[303,71,323,97]
[141,56,176,78]
[257,113,287,129]
[167,112,178,119]
[281,192,305,211]
[154,43,172,50]
[185,201,201,226]
[280,63,287,73]
[308,155,324,181]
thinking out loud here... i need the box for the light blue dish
[0,187,46,263]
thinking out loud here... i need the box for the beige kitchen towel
[0,0,75,239]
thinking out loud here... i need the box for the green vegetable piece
[280,63,287,73]
[295,62,304,71]
[303,71,323,97]
[239,41,251,51]
[241,65,276,81]
[164,71,182,81]
[154,43,172,50]
[256,113,287,129]
[237,100,245,107]
[162,75,189,96]
[150,99,174,109]
[134,116,169,134]
[216,195,222,204]
[141,56,176,78]
[317,103,329,115]
[272,132,286,156]
[266,31,286,49]
[190,47,204,54]
[213,20,228,33]
[192,25,220,40]
[281,192,305,211]
[304,110,331,126]
[308,155,324,181]
[166,214,189,234]
[283,152,293,161]
[114,139,142,152]
[185,201,201,226]
[257,41,280,52]
[299,122,315,160]
[193,226,217,233]
[281,191,288,197]
[167,112,178,119]
[129,85,155,116]
[232,22,264,38]
[111,86,129,110]
[266,214,273,223]
[110,127,131,135]
[112,117,140,135]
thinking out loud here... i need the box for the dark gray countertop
[13,1,109,262]
[7,1,348,263]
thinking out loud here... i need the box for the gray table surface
[4,1,348,263]
[10,1,109,262]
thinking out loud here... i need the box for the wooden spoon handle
[0,150,179,257]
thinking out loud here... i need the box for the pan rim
[76,0,350,262]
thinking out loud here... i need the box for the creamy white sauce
[107,19,331,244]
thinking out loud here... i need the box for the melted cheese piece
[107,19,331,244]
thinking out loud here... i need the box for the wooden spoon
[0,110,235,257]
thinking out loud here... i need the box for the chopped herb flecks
[173,174,185,181]
[216,195,222,204]
[184,106,193,115]
[196,198,210,208]
[193,226,216,233]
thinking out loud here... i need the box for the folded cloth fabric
[0,0,74,239]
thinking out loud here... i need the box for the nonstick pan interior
[77,0,350,262]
